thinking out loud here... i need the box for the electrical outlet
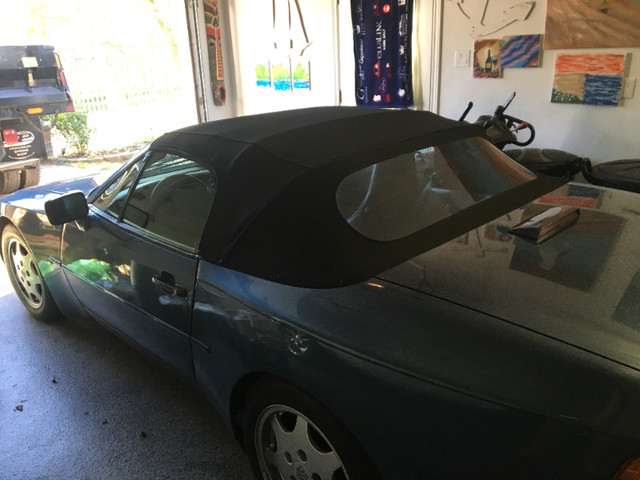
[622,78,636,99]
[454,50,470,68]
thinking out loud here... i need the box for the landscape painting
[256,62,271,88]
[551,53,626,106]
[271,59,292,91]
[292,60,311,90]
[256,60,311,91]
[501,35,542,68]
[545,0,640,49]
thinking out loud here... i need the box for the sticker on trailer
[1,118,45,161]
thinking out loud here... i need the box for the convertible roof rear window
[336,137,536,241]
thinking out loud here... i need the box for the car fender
[1,202,86,320]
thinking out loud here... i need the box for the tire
[0,171,21,194]
[243,380,380,480]
[20,163,41,189]
[1,225,62,321]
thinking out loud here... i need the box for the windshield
[336,137,536,241]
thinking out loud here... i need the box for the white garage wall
[201,0,440,116]
[194,1,638,164]
[438,0,640,162]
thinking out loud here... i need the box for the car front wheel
[1,225,62,321]
[243,380,380,480]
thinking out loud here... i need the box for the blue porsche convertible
[2,107,640,480]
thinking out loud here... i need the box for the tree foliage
[52,111,93,156]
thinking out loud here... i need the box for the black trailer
[0,45,74,193]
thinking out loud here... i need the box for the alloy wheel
[6,237,44,309]
[255,404,349,480]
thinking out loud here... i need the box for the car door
[61,150,217,379]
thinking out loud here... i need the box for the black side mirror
[45,191,89,226]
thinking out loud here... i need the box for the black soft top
[150,106,558,287]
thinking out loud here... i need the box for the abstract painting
[545,0,640,49]
[473,39,501,78]
[551,54,626,106]
[501,35,542,68]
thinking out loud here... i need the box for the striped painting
[551,53,626,106]
[501,35,542,68]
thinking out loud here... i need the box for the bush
[51,111,93,156]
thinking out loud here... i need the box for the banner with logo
[351,0,413,108]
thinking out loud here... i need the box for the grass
[55,160,120,170]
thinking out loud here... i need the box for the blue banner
[351,0,413,108]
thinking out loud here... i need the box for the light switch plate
[454,50,470,68]
[621,78,636,99]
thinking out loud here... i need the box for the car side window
[92,152,217,250]
[92,160,142,218]
[119,152,217,250]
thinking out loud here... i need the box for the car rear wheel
[20,163,41,189]
[243,380,380,480]
[0,171,21,194]
[1,225,62,321]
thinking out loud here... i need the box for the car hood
[0,176,99,213]
[378,182,640,370]
[37,175,100,196]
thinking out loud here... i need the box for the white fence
[58,52,197,152]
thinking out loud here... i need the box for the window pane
[121,153,217,249]
[92,161,142,219]
[336,137,536,241]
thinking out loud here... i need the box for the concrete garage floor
[0,164,253,480]
[0,265,253,480]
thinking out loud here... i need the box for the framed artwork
[545,0,640,49]
[501,35,542,68]
[473,39,501,78]
[551,53,626,106]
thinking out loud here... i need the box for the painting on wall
[501,35,542,68]
[473,39,501,78]
[256,62,271,88]
[551,53,627,106]
[255,59,311,92]
[271,59,293,92]
[292,60,311,90]
[545,0,640,49]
